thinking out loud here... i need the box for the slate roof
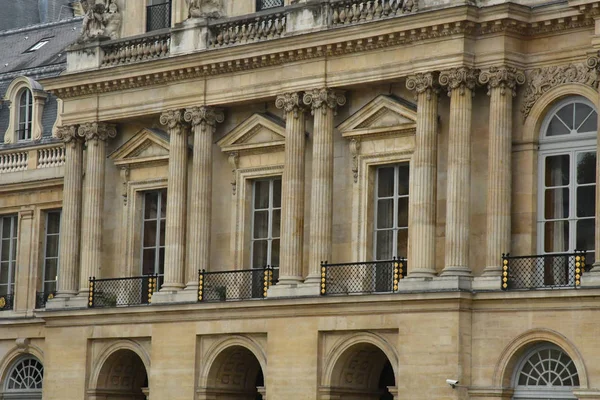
[0,17,82,144]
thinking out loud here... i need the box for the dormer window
[24,38,51,53]
[256,0,284,11]
[17,89,33,141]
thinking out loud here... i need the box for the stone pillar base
[267,282,321,298]
[396,276,473,292]
[472,275,502,291]
[175,285,200,303]
[580,270,600,287]
[440,266,473,277]
[45,295,88,309]
[151,290,181,304]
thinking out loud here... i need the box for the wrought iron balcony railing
[320,258,407,295]
[88,275,160,308]
[35,291,56,309]
[198,267,277,302]
[501,251,589,290]
[0,294,14,311]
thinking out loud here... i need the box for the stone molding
[55,125,79,144]
[303,88,347,115]
[405,72,441,100]
[275,92,305,118]
[77,122,117,142]
[439,67,480,96]
[479,66,526,97]
[183,106,225,128]
[159,109,188,131]
[521,57,599,120]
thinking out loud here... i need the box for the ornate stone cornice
[479,66,525,97]
[183,106,224,129]
[159,109,188,132]
[302,88,346,116]
[77,122,117,142]
[55,125,79,143]
[406,72,441,101]
[521,57,599,120]
[275,92,305,119]
[439,67,479,96]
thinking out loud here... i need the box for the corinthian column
[275,92,306,285]
[183,106,224,290]
[479,67,525,276]
[303,88,346,284]
[55,126,83,297]
[405,72,440,277]
[439,67,478,276]
[159,110,189,292]
[78,122,117,294]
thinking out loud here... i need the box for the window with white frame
[251,178,281,269]
[141,190,166,279]
[17,88,33,141]
[374,164,409,260]
[513,343,579,400]
[0,215,18,297]
[42,211,61,294]
[4,356,43,399]
[538,97,596,265]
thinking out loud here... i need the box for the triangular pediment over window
[109,127,170,168]
[338,95,417,139]
[218,113,286,154]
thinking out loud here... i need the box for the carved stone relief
[186,0,224,19]
[79,0,122,43]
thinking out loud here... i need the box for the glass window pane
[253,211,269,239]
[252,240,268,268]
[545,155,570,187]
[10,239,16,260]
[547,116,570,136]
[576,219,595,252]
[45,235,59,258]
[160,189,167,218]
[271,239,280,267]
[143,220,157,247]
[579,110,598,133]
[575,103,595,132]
[577,152,596,184]
[47,212,61,234]
[144,192,158,219]
[254,181,270,209]
[377,199,394,229]
[577,186,595,218]
[44,281,57,293]
[1,219,11,238]
[544,188,569,219]
[376,230,393,260]
[159,221,165,246]
[397,164,410,195]
[397,229,408,257]
[142,249,156,275]
[544,221,569,253]
[44,259,58,282]
[272,209,281,238]
[1,240,9,262]
[158,248,165,276]
[556,103,574,130]
[397,197,409,227]
[273,179,282,208]
[377,167,395,197]
[0,262,8,285]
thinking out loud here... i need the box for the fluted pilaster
[160,110,189,291]
[275,92,306,284]
[439,67,478,276]
[183,106,224,287]
[406,72,440,277]
[55,125,83,297]
[78,122,117,294]
[480,67,525,276]
[303,88,346,283]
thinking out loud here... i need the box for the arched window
[4,356,43,399]
[538,97,597,265]
[17,89,33,141]
[513,344,579,400]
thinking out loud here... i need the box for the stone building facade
[1,0,600,399]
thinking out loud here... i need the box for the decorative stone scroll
[184,106,225,129]
[77,122,117,142]
[55,125,79,143]
[303,88,347,115]
[521,57,599,120]
[275,93,305,119]
[439,67,479,96]
[406,72,440,101]
[160,109,188,132]
[479,66,525,97]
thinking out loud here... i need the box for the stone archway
[200,345,265,400]
[324,342,397,400]
[90,349,149,400]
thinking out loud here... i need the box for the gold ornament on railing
[198,270,204,302]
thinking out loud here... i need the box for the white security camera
[446,379,459,388]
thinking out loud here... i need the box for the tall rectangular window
[256,0,284,11]
[17,89,33,141]
[374,164,409,260]
[42,211,61,293]
[0,215,18,296]
[141,190,166,278]
[146,0,171,32]
[251,178,281,269]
